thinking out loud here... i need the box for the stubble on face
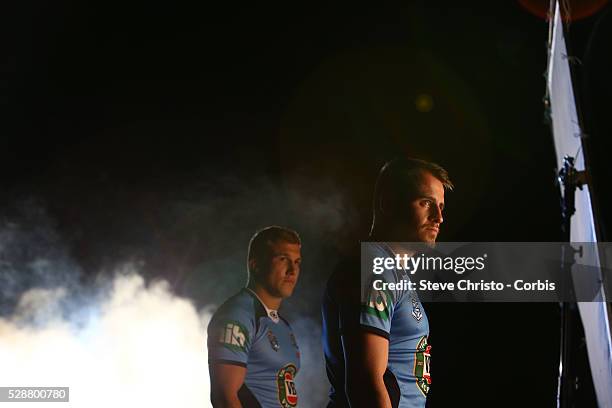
[408,171,445,243]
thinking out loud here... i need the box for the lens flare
[518,0,609,21]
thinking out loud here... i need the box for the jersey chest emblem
[267,330,280,352]
[277,363,298,408]
[411,298,423,321]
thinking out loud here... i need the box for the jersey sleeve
[207,305,255,367]
[360,267,402,338]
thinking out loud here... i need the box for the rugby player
[208,226,302,408]
[322,158,453,408]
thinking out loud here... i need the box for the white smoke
[0,270,213,408]
[0,200,331,407]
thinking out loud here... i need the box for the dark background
[2,1,611,406]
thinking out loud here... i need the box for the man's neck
[246,283,282,310]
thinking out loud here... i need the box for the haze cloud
[0,197,333,407]
[0,271,213,407]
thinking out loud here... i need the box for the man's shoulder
[209,290,258,327]
[207,290,258,365]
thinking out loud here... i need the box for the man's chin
[278,287,295,299]
[419,232,438,244]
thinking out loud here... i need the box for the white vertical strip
[548,2,612,406]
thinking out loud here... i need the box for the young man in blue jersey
[208,226,302,408]
[322,158,453,408]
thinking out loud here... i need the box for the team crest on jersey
[411,297,423,322]
[267,330,280,352]
[277,364,298,408]
[217,321,250,352]
[413,336,431,396]
[363,288,391,321]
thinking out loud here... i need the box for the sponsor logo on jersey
[267,330,280,352]
[414,336,431,396]
[217,321,250,352]
[362,288,391,321]
[277,364,298,408]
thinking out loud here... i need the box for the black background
[3,1,611,406]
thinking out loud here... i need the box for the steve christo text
[372,278,556,292]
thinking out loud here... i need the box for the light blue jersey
[207,289,300,408]
[360,243,431,408]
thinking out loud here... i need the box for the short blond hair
[247,226,301,275]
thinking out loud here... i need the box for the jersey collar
[245,288,280,324]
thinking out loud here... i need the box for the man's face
[403,171,446,243]
[257,241,301,299]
